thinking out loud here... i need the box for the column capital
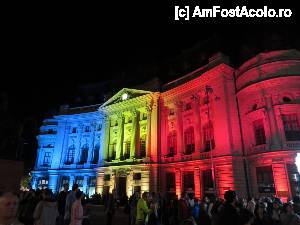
[175,101,184,108]
[131,109,139,117]
[117,113,125,120]
[145,106,152,113]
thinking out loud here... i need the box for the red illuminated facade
[158,49,300,201]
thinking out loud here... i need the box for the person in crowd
[17,190,37,225]
[246,197,256,215]
[70,191,86,225]
[270,198,283,225]
[238,208,254,225]
[217,190,239,225]
[64,184,79,225]
[148,192,159,225]
[280,202,300,225]
[0,191,23,225]
[128,191,139,225]
[188,193,195,209]
[293,196,300,216]
[57,184,69,225]
[104,189,117,225]
[178,192,191,225]
[192,198,200,224]
[33,189,58,225]
[198,197,211,225]
[253,201,272,225]
[136,192,150,225]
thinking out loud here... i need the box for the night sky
[2,1,300,124]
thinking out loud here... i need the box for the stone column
[175,101,184,154]
[96,170,105,194]
[102,117,110,162]
[192,96,202,152]
[130,110,140,159]
[86,123,95,165]
[48,172,59,193]
[272,162,291,202]
[116,114,124,160]
[160,107,168,156]
[146,106,152,159]
[194,167,201,199]
[175,168,182,198]
[82,175,89,194]
[69,175,75,187]
[31,175,38,190]
[265,96,281,149]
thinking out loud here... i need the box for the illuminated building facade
[32,49,300,201]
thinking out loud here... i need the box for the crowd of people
[0,184,300,225]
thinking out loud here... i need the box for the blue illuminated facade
[31,106,104,196]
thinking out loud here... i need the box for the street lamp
[205,85,217,196]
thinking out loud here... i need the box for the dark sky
[2,1,300,123]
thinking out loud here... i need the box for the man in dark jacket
[57,184,69,225]
[105,189,117,225]
[217,190,239,225]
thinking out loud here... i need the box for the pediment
[100,88,152,108]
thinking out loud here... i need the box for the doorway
[116,176,127,205]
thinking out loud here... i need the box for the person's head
[181,191,187,199]
[224,190,237,204]
[72,184,79,192]
[42,189,52,201]
[0,192,19,222]
[204,196,210,203]
[142,192,148,201]
[282,202,293,214]
[75,191,83,200]
[134,191,140,199]
[63,184,69,192]
[273,198,283,210]
[293,196,300,204]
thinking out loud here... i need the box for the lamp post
[205,85,217,196]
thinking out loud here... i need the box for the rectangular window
[203,122,215,152]
[253,119,266,145]
[104,174,111,181]
[124,142,130,159]
[140,139,146,158]
[133,173,141,180]
[282,114,300,141]
[166,172,175,191]
[167,132,177,157]
[72,127,77,133]
[85,126,91,132]
[184,128,195,155]
[75,176,84,187]
[38,178,48,189]
[183,171,194,192]
[169,108,175,116]
[202,169,214,193]
[43,152,51,166]
[256,166,275,193]
[89,177,96,186]
[60,176,69,191]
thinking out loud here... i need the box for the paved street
[87,205,129,225]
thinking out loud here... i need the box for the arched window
[65,145,75,165]
[167,131,177,156]
[79,144,89,164]
[92,144,100,164]
[203,121,215,152]
[184,127,195,155]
